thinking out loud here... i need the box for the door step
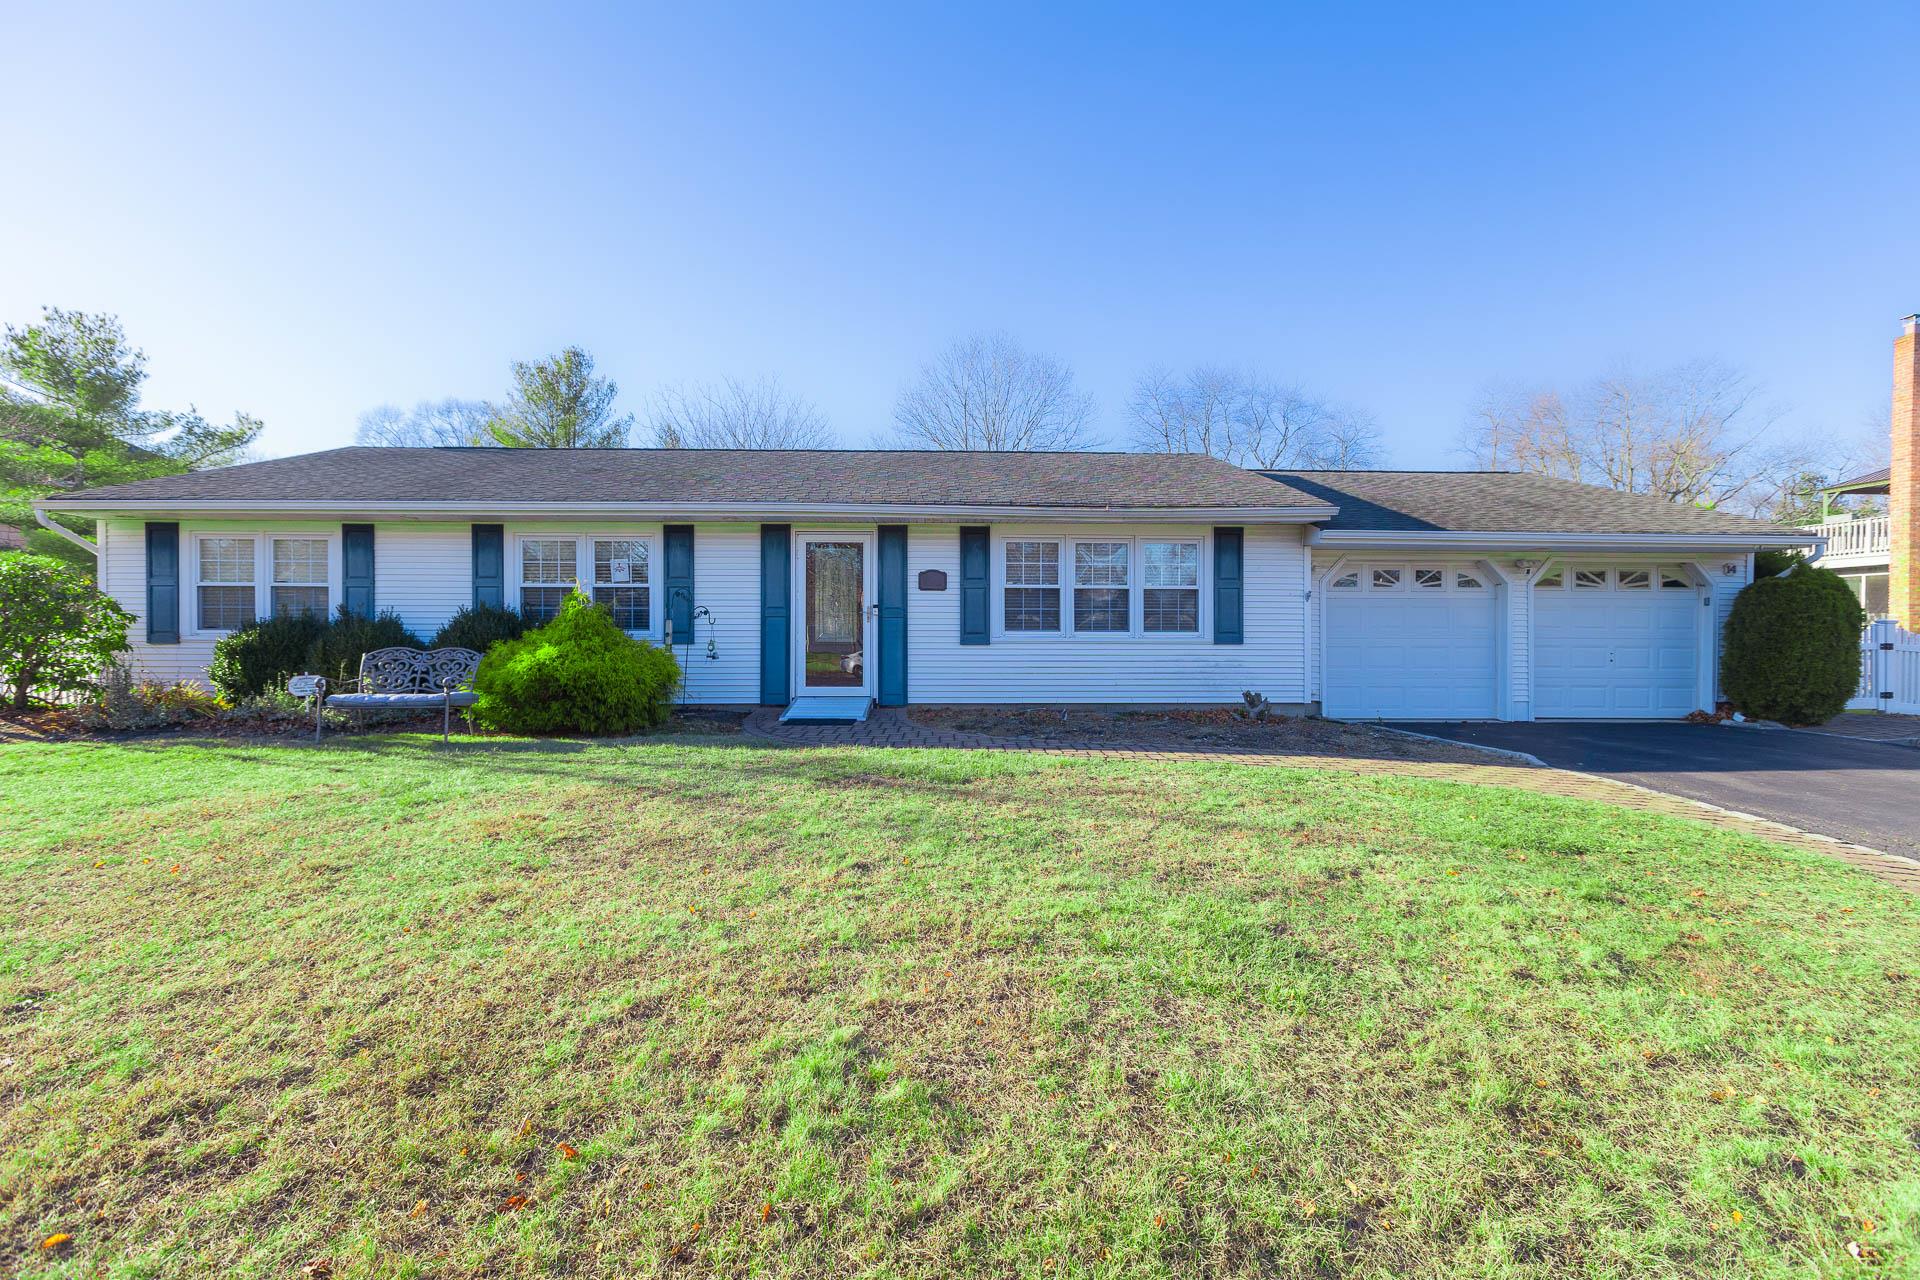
[779,695,873,725]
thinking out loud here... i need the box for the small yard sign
[287,674,323,698]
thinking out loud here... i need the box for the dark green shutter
[877,525,908,705]
[342,524,375,617]
[759,525,791,705]
[959,525,990,646]
[472,524,504,608]
[664,525,694,643]
[145,522,180,644]
[1213,527,1244,645]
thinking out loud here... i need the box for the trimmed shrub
[470,590,679,735]
[430,602,528,653]
[1753,548,1808,580]
[208,612,330,701]
[1722,563,1866,726]
[303,606,424,685]
[0,553,133,710]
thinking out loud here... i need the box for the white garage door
[1533,565,1700,718]
[1323,564,1499,719]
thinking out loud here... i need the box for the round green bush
[209,612,330,701]
[469,591,680,735]
[1721,564,1866,726]
[303,606,423,684]
[429,602,528,653]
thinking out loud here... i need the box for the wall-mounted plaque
[917,569,948,591]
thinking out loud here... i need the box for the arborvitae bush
[1721,564,1866,726]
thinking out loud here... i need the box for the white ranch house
[37,448,1814,723]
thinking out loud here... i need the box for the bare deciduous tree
[1127,365,1381,469]
[1460,362,1822,515]
[646,377,833,449]
[354,398,493,447]
[887,333,1097,451]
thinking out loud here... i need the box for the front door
[794,533,875,699]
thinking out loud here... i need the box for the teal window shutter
[877,525,908,705]
[342,524,375,617]
[1213,527,1244,645]
[664,525,694,643]
[759,525,791,704]
[959,526,990,645]
[145,522,180,644]
[472,524,504,608]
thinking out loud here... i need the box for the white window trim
[990,530,1210,641]
[510,530,662,638]
[186,528,340,636]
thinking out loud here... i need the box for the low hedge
[469,591,679,735]
[209,607,423,701]
[1721,563,1866,726]
[429,602,529,653]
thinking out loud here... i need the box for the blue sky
[6,2,1916,466]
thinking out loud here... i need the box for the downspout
[35,507,101,561]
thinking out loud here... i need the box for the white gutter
[33,497,1340,525]
[35,507,101,558]
[1307,529,1823,551]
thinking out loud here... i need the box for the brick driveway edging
[743,708,1920,896]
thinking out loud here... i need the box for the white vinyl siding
[910,523,1306,703]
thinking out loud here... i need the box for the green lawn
[3,736,1919,1278]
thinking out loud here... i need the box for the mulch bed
[0,706,748,744]
[906,706,1523,764]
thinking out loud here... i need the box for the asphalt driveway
[1387,721,1920,863]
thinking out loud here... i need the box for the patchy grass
[3,736,1919,1279]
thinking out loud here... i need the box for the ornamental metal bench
[306,646,483,743]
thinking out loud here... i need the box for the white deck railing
[1804,515,1891,562]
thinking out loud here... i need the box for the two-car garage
[1319,560,1705,721]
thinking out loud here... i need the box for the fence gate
[1851,620,1920,715]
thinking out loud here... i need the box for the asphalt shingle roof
[1824,465,1891,493]
[1262,470,1798,537]
[51,447,1330,512]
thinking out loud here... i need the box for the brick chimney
[1896,314,1920,629]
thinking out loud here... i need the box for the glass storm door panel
[803,539,867,690]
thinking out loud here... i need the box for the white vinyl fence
[1850,619,1920,715]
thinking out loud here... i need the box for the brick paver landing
[744,709,1920,895]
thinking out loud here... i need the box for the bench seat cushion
[328,692,479,709]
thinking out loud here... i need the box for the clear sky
[6,2,1916,466]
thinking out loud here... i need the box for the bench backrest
[357,646,484,694]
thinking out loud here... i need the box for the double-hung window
[1141,541,1200,633]
[270,537,330,618]
[591,538,649,631]
[520,538,577,624]
[197,536,257,631]
[1003,540,1060,632]
[1072,542,1130,632]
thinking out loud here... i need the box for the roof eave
[1308,529,1822,551]
[34,497,1340,524]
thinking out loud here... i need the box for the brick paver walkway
[744,709,1920,895]
[1802,712,1920,746]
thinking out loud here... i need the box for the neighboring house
[1806,313,1918,627]
[1804,465,1891,619]
[37,447,1811,722]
